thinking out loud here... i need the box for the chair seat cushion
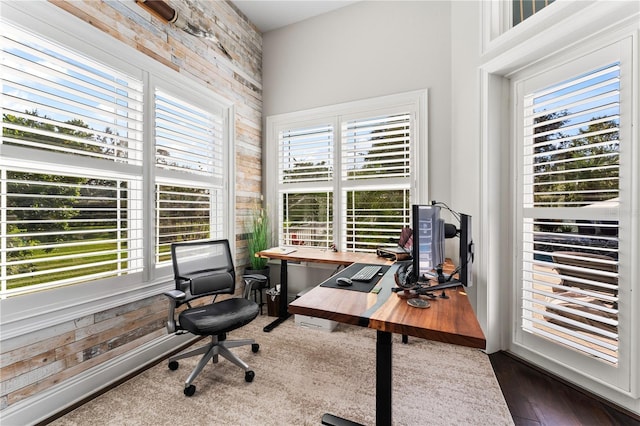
[179,298,260,336]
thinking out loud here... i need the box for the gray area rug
[52,315,513,425]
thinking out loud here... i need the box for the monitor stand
[419,279,463,297]
[418,266,463,296]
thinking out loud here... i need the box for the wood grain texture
[288,286,378,326]
[289,260,486,349]
[2,0,262,410]
[258,247,394,266]
[490,351,640,425]
[369,287,486,348]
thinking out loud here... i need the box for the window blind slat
[521,61,620,364]
[530,64,620,100]
[154,90,222,179]
[528,128,619,152]
[2,17,227,297]
[342,113,411,183]
[279,123,334,184]
[529,77,619,115]
[276,101,416,252]
[2,32,144,164]
[2,61,143,117]
[2,31,142,96]
[524,312,618,351]
[2,169,143,292]
[154,183,217,263]
[525,102,619,131]
[2,95,142,141]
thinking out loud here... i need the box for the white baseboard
[1,333,196,426]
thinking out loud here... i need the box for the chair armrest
[242,274,268,299]
[244,273,267,281]
[164,289,186,301]
[163,290,186,333]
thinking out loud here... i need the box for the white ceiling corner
[231,0,359,33]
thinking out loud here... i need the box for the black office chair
[164,239,263,396]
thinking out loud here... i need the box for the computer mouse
[336,277,353,287]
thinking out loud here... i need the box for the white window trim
[481,1,640,74]
[479,0,640,411]
[513,41,630,387]
[0,2,236,341]
[265,90,428,249]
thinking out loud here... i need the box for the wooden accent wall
[0,0,262,411]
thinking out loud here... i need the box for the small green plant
[247,204,270,270]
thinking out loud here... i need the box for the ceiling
[231,1,359,33]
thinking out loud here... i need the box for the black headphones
[394,261,415,289]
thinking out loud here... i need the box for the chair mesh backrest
[171,239,236,298]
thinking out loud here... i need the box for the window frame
[0,1,235,341]
[151,76,230,266]
[513,45,629,381]
[506,30,638,397]
[482,0,570,54]
[479,0,639,407]
[265,90,428,252]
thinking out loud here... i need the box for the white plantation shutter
[2,169,144,293]
[154,89,225,262]
[1,18,231,297]
[279,124,334,183]
[155,91,224,178]
[343,188,411,251]
[2,25,144,163]
[271,94,423,252]
[281,191,333,247]
[520,62,621,364]
[1,22,145,295]
[342,113,412,251]
[278,123,334,248]
[342,113,411,181]
[155,183,221,263]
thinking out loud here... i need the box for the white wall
[450,1,481,223]
[261,0,496,329]
[263,0,453,204]
[261,0,640,415]
[449,1,501,349]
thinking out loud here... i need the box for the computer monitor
[458,213,473,287]
[411,204,445,281]
[405,204,474,291]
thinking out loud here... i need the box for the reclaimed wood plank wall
[0,0,262,410]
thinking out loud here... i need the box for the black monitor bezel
[407,206,473,291]
[458,213,473,287]
[411,204,445,284]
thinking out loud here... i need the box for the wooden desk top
[257,247,394,266]
[289,263,486,349]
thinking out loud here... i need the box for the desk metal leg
[263,259,291,332]
[376,330,392,426]
[321,414,364,426]
[321,330,393,426]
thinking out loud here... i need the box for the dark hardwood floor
[489,351,640,426]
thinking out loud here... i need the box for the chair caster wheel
[168,360,179,370]
[184,385,196,396]
[245,370,255,382]
[251,343,259,353]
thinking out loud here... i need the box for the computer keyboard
[350,265,382,282]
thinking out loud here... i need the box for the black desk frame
[263,258,290,332]
[322,264,397,426]
[290,259,485,426]
[320,331,391,426]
